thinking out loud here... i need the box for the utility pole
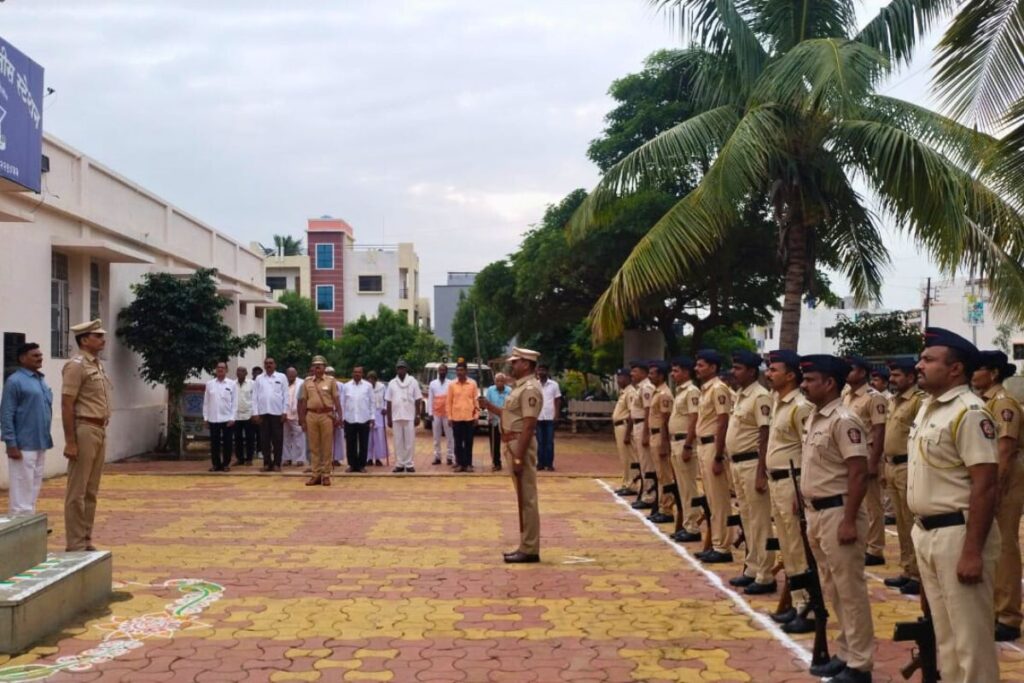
[923,277,931,329]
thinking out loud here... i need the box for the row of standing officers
[610,327,1020,683]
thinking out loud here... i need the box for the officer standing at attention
[869,366,892,400]
[725,350,776,594]
[881,358,925,595]
[647,361,675,524]
[799,355,874,682]
[842,355,888,566]
[611,369,638,496]
[973,349,1023,642]
[61,319,113,552]
[694,349,735,563]
[480,347,543,563]
[764,350,815,634]
[910,328,1000,681]
[669,357,701,543]
[298,355,342,487]
[629,361,657,511]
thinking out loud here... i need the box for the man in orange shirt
[447,359,480,472]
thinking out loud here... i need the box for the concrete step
[0,551,112,654]
[0,514,47,581]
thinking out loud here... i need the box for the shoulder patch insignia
[981,418,996,439]
[760,405,770,416]
[718,395,726,405]
[847,428,862,444]
[1002,409,1015,423]
[876,404,885,414]
[528,397,538,407]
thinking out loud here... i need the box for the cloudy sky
[4,0,942,312]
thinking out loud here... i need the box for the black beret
[800,354,851,384]
[978,350,1017,378]
[647,360,669,376]
[923,327,979,362]
[732,350,762,369]
[696,349,723,366]
[888,357,917,372]
[671,356,695,370]
[768,350,800,368]
[845,355,871,372]
[870,366,890,380]
[629,359,648,371]
[615,367,630,377]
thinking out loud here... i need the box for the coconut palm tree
[570,0,1024,350]
[263,234,305,257]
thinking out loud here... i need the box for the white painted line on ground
[594,478,813,667]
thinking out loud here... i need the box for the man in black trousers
[343,366,374,473]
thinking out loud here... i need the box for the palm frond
[934,0,1024,129]
[669,48,751,108]
[989,101,1024,200]
[855,0,957,69]
[744,0,857,50]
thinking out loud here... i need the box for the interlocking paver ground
[0,431,1022,681]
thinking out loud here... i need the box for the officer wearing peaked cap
[911,328,1000,681]
[669,356,702,542]
[611,368,638,496]
[646,360,675,524]
[299,355,341,486]
[693,349,735,563]
[628,360,658,511]
[869,365,892,400]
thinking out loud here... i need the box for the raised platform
[0,551,112,654]
[0,514,47,581]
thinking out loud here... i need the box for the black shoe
[899,579,921,595]
[631,501,654,510]
[996,622,1021,642]
[771,608,796,624]
[345,466,356,473]
[831,666,871,683]
[864,553,885,566]
[883,575,910,588]
[648,512,673,524]
[406,467,416,473]
[616,489,638,497]
[694,550,713,561]
[432,458,442,465]
[884,514,897,525]
[729,575,756,588]
[783,615,816,634]
[808,656,846,677]
[744,580,777,595]
[446,459,455,466]
[332,460,340,467]
[701,550,733,564]
[392,466,406,473]
[673,531,702,543]
[503,552,540,564]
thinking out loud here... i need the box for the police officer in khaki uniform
[842,355,888,565]
[480,347,543,563]
[869,366,892,400]
[910,328,1000,682]
[764,350,815,634]
[693,349,735,563]
[612,369,638,496]
[881,358,925,596]
[299,355,342,487]
[799,355,874,683]
[628,361,657,510]
[61,319,113,552]
[647,361,675,525]
[974,349,1023,642]
[669,357,701,543]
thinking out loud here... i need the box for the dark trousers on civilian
[234,418,257,463]
[345,421,371,471]
[536,420,555,469]
[209,422,234,470]
[258,414,284,468]
[452,420,475,468]
[489,424,502,469]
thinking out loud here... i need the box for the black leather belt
[672,432,687,442]
[699,435,715,445]
[889,454,908,465]
[731,452,758,464]
[810,494,844,511]
[632,417,645,424]
[769,468,799,481]
[650,428,662,435]
[613,419,627,427]
[917,511,965,530]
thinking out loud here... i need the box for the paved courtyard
[1,432,1023,681]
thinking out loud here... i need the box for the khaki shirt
[501,375,543,434]
[696,377,733,438]
[630,378,653,420]
[299,376,339,411]
[842,383,887,446]
[981,384,1023,445]
[883,387,925,457]
[612,386,632,423]
[908,384,998,516]
[767,389,812,471]
[62,352,112,420]
[800,398,869,500]
[649,382,673,431]
[725,382,772,455]
[668,381,700,435]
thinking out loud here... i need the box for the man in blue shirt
[1,342,54,516]
[485,373,512,472]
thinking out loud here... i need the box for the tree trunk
[779,219,808,351]
[167,386,185,459]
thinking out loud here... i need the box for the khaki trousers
[767,473,808,609]
[697,441,732,553]
[996,456,1024,629]
[731,459,775,583]
[913,522,1000,683]
[614,423,636,490]
[505,440,540,555]
[650,433,675,515]
[670,440,701,534]
[807,506,874,671]
[632,423,657,504]
[884,461,918,579]
[64,422,106,551]
[863,476,885,557]
[306,413,335,477]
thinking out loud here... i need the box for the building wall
[344,247,400,322]
[750,298,890,355]
[306,219,351,338]
[433,284,471,346]
[926,277,1024,369]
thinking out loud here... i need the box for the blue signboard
[0,37,44,193]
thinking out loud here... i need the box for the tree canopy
[322,306,445,380]
[265,291,325,373]
[831,311,924,357]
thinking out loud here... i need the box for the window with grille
[315,244,334,270]
[316,285,334,311]
[358,275,383,293]
[90,262,101,320]
[51,252,70,358]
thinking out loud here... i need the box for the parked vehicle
[418,361,494,430]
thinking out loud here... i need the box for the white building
[750,297,891,355]
[0,134,278,488]
[925,277,1024,367]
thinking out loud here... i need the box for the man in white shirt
[233,366,256,466]
[252,357,288,472]
[328,367,345,466]
[203,361,238,472]
[343,366,375,472]
[282,367,307,467]
[426,363,455,465]
[387,359,423,473]
[536,364,562,471]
